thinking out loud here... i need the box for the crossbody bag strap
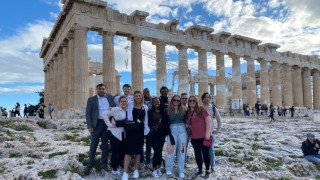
[189,111,195,126]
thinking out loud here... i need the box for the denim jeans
[165,123,187,174]
[304,154,320,164]
[209,134,216,170]
[88,120,109,167]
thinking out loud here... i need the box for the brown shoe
[102,166,111,171]
[84,166,92,175]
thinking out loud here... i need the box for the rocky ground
[0,115,320,180]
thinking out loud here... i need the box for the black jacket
[301,138,320,156]
[147,108,175,145]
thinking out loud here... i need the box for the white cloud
[0,85,43,94]
[143,78,156,82]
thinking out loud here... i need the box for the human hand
[111,124,117,128]
[205,133,210,140]
[316,143,319,149]
[88,128,93,133]
[108,107,112,111]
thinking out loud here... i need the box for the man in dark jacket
[301,133,320,164]
[84,83,116,175]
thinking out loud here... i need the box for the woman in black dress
[122,91,150,180]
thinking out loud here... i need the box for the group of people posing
[85,84,221,179]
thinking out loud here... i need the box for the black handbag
[115,111,128,127]
[125,107,143,132]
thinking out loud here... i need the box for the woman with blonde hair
[122,91,150,180]
[186,95,212,179]
[165,95,187,179]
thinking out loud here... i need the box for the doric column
[130,36,143,91]
[52,55,58,110]
[101,31,116,94]
[244,56,256,107]
[303,67,312,108]
[270,61,282,106]
[116,73,122,95]
[44,67,49,115]
[282,63,293,106]
[292,66,303,107]
[61,42,69,111]
[49,60,54,106]
[215,51,226,109]
[258,59,270,105]
[196,49,208,99]
[313,70,320,109]
[177,45,189,95]
[230,54,242,103]
[210,85,215,96]
[56,51,63,111]
[154,41,167,96]
[67,32,74,109]
[73,25,89,110]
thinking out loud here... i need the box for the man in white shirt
[84,84,116,175]
[114,84,133,106]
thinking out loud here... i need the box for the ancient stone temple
[40,0,320,117]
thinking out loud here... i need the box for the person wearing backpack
[202,92,221,173]
[270,105,275,122]
[301,133,320,164]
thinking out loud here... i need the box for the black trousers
[147,131,166,168]
[109,132,125,171]
[191,138,210,172]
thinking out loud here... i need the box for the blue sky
[0,0,320,111]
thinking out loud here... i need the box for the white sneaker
[133,169,139,179]
[121,172,128,180]
[112,170,121,179]
[157,168,162,176]
[179,173,185,179]
[152,170,160,178]
[166,171,173,178]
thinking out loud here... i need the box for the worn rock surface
[0,116,320,180]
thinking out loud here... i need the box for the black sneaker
[84,166,92,175]
[195,171,202,176]
[205,170,210,179]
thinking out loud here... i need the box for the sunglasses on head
[173,99,180,102]
[188,100,196,103]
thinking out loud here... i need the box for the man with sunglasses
[181,93,188,110]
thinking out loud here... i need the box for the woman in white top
[103,96,127,178]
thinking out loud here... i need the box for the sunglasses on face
[173,99,180,102]
[120,101,127,103]
[188,100,196,103]
[182,98,188,100]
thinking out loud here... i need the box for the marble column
[210,85,215,96]
[56,52,63,111]
[282,63,293,107]
[313,70,320,110]
[258,59,270,105]
[230,54,242,103]
[245,56,256,107]
[61,43,69,110]
[49,60,54,106]
[215,51,226,109]
[131,37,143,91]
[116,73,122,95]
[270,61,282,107]
[303,67,312,108]
[197,49,208,99]
[73,25,89,110]
[154,41,167,96]
[44,68,49,115]
[177,45,189,95]
[292,66,303,107]
[101,31,116,94]
[67,32,74,109]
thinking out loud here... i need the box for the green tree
[28,90,44,116]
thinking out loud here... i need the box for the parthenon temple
[40,0,320,117]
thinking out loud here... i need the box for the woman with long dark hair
[122,91,150,180]
[165,95,187,179]
[186,95,211,179]
[147,97,171,178]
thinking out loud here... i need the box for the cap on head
[306,133,315,137]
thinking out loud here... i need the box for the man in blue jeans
[302,133,320,164]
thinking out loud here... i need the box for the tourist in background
[255,101,260,116]
[186,95,211,179]
[270,105,275,122]
[84,83,116,175]
[23,104,29,118]
[283,107,287,117]
[201,92,221,173]
[38,103,46,119]
[290,106,295,117]
[2,108,7,117]
[122,91,150,180]
[114,84,133,107]
[140,88,152,168]
[0,107,3,116]
[15,102,22,118]
[147,97,171,178]
[103,96,127,179]
[165,95,187,179]
[160,86,170,110]
[277,107,282,117]
[48,104,54,119]
[308,108,312,118]
[301,133,320,164]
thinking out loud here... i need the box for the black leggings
[147,132,166,168]
[109,132,125,171]
[191,138,210,172]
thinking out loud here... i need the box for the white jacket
[103,107,126,141]
[127,102,150,135]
